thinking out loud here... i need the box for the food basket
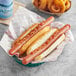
[13,55,44,67]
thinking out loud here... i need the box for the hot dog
[12,23,39,47]
[27,28,65,61]
[19,26,50,55]
[26,28,57,55]
[34,34,65,61]
[22,24,70,64]
[9,16,54,55]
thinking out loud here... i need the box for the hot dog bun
[26,28,57,55]
[34,34,65,61]
[26,28,65,61]
[19,26,51,55]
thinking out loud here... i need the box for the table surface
[0,0,76,76]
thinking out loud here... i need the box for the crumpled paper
[0,6,74,63]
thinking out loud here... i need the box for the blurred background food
[0,0,13,19]
[33,0,71,14]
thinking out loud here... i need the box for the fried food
[38,0,47,10]
[65,1,71,11]
[33,0,71,13]
[53,0,65,13]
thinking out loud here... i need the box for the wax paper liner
[0,6,74,66]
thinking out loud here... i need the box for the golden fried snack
[33,0,71,14]
[38,0,47,10]
[65,0,71,11]
[48,4,61,13]
[48,0,54,11]
[62,0,67,3]
[48,0,65,13]
[53,0,65,13]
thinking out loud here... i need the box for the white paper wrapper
[0,6,74,64]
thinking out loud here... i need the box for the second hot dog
[22,24,70,64]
